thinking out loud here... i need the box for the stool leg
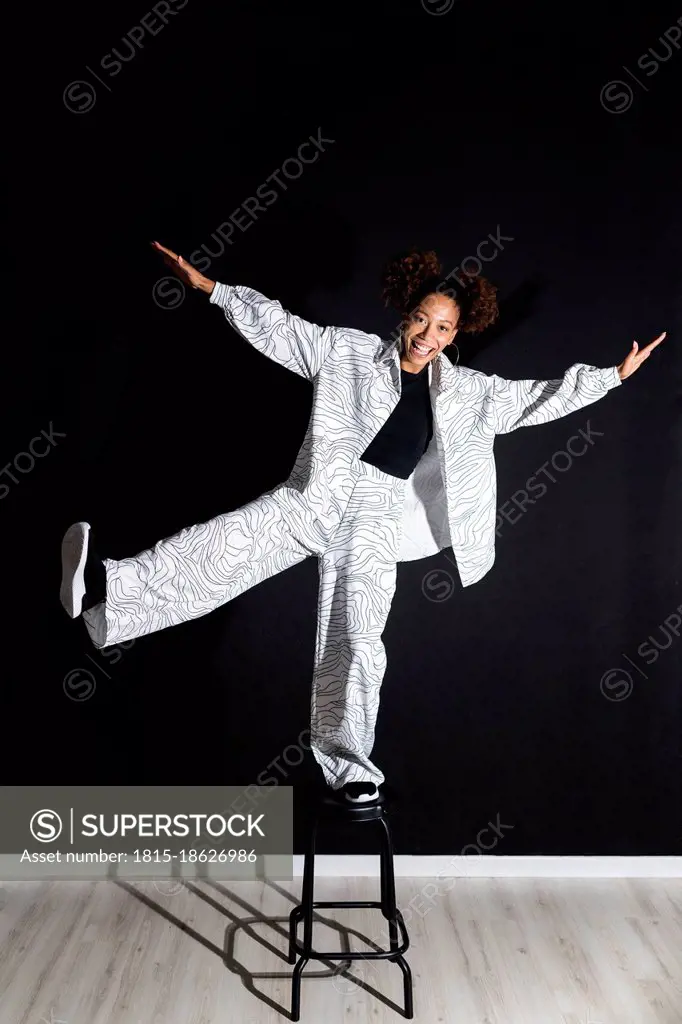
[379,829,388,918]
[301,814,317,952]
[397,955,414,1019]
[291,953,308,1021]
[288,905,302,964]
[291,813,317,1020]
[378,816,399,951]
[379,816,414,1017]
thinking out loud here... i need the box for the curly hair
[380,248,499,334]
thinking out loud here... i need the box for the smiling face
[400,291,460,372]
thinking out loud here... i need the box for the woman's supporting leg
[82,485,319,649]
[310,466,405,790]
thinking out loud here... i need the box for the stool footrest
[290,902,410,958]
[303,899,386,909]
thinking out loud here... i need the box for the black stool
[288,790,413,1020]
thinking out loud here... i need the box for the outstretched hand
[151,240,215,294]
[617,331,666,380]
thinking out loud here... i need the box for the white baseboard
[292,855,682,878]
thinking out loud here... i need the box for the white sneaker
[60,521,91,618]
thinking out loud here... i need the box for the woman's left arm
[491,332,666,434]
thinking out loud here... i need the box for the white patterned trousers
[83,461,407,789]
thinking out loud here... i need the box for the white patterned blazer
[210,282,622,587]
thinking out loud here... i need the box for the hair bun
[380,249,441,312]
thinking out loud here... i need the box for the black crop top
[360,365,433,479]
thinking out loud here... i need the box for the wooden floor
[1,877,680,1023]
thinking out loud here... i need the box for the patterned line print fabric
[312,461,406,787]
[83,462,406,788]
[206,282,621,584]
[82,280,623,786]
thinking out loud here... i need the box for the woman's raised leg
[75,485,319,649]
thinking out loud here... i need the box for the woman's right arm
[152,241,335,381]
[209,281,336,381]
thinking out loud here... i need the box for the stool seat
[288,788,414,1020]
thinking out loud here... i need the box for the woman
[59,243,665,804]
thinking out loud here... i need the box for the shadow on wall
[450,274,551,365]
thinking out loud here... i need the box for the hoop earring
[450,342,460,366]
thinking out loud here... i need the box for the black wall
[5,1,681,855]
